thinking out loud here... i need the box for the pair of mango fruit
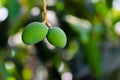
[22,22,67,48]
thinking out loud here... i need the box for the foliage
[0,0,120,80]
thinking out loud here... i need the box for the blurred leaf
[106,0,113,8]
[6,0,20,23]
[65,15,92,34]
[55,2,64,11]
[0,63,10,80]
[95,1,108,17]
[80,35,102,78]
[7,76,16,80]
[0,0,7,6]
[22,68,32,80]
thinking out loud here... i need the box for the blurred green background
[0,0,120,80]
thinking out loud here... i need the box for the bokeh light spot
[5,61,15,70]
[58,62,64,72]
[112,0,120,11]
[31,7,40,16]
[0,7,8,22]
[114,22,120,35]
[91,0,100,4]
[61,72,73,80]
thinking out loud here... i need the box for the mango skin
[22,22,48,45]
[47,27,67,48]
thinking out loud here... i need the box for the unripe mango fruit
[22,22,48,45]
[47,27,67,48]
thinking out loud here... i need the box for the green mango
[22,22,48,45]
[47,27,67,48]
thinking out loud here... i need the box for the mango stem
[42,0,51,28]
